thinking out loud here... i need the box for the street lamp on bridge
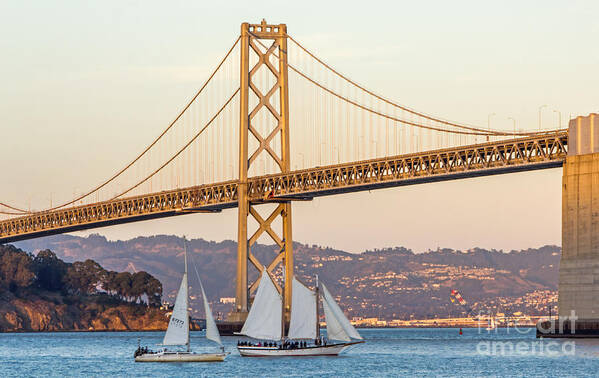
[553,110,562,128]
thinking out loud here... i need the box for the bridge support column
[551,113,599,336]
[228,20,294,324]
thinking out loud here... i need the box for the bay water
[2,328,599,377]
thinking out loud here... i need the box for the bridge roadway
[0,131,568,244]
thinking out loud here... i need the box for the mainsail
[321,283,363,341]
[287,277,317,340]
[199,278,222,346]
[162,268,190,346]
[240,269,282,340]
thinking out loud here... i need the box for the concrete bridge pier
[540,113,599,337]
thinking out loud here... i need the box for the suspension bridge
[1,21,594,330]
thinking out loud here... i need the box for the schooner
[237,270,364,357]
[134,239,227,362]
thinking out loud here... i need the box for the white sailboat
[237,271,364,357]
[134,240,227,362]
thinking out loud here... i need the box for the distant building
[220,297,235,304]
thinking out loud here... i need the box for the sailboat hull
[237,341,363,357]
[135,351,227,362]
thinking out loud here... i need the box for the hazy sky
[1,1,597,253]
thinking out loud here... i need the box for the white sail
[321,283,363,340]
[287,277,317,340]
[162,271,189,346]
[199,278,222,346]
[240,269,282,340]
[322,292,350,342]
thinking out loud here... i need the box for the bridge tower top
[243,19,287,39]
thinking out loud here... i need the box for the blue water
[2,328,599,377]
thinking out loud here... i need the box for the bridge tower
[229,20,293,322]
[558,113,599,334]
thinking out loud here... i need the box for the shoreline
[0,325,536,333]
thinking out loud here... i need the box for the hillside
[0,244,168,332]
[15,235,560,319]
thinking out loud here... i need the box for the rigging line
[288,35,554,137]
[9,35,241,216]
[109,88,240,200]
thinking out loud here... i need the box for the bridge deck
[0,131,568,244]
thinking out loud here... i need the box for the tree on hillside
[144,274,163,307]
[0,245,35,291]
[33,249,68,291]
[113,272,133,301]
[0,245,163,309]
[99,270,162,306]
[131,271,163,306]
[63,259,107,295]
[101,270,118,296]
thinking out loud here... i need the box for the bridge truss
[0,131,567,244]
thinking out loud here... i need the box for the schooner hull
[237,341,364,357]
[135,351,227,362]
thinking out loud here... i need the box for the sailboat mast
[315,274,320,339]
[281,259,286,341]
[184,237,190,353]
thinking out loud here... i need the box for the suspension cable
[288,35,552,137]
[3,36,241,216]
[289,64,495,136]
[0,202,29,214]
[109,88,240,200]
[249,34,498,136]
[0,208,28,216]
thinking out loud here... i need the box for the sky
[0,0,597,253]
